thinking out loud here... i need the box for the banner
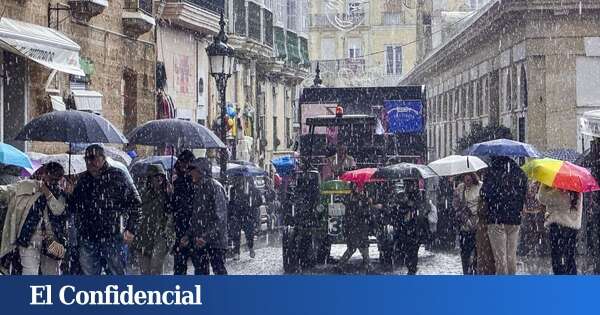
[1,276,599,315]
[384,100,423,134]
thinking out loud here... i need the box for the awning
[49,95,66,111]
[0,17,85,76]
[72,90,102,113]
[580,110,600,137]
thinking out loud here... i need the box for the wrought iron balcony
[122,0,155,37]
[311,58,366,75]
[182,0,224,14]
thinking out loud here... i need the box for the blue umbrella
[0,143,33,169]
[271,155,295,176]
[226,164,267,177]
[464,139,541,158]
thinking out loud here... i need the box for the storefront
[0,17,84,150]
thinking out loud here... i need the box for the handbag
[41,207,66,260]
[456,188,478,232]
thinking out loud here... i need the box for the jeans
[487,224,520,275]
[173,244,227,275]
[459,231,477,275]
[549,223,578,275]
[136,239,169,275]
[19,231,60,275]
[231,216,255,255]
[78,238,127,275]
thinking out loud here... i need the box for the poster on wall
[173,54,191,95]
[384,100,424,134]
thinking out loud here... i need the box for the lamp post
[206,11,235,183]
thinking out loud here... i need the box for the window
[348,38,362,59]
[520,65,528,109]
[505,72,512,111]
[383,12,404,25]
[385,45,403,75]
[273,117,278,150]
[321,38,336,60]
[287,1,297,31]
[518,117,526,142]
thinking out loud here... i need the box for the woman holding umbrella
[523,158,600,275]
[452,172,482,275]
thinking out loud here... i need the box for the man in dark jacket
[393,179,425,275]
[229,176,260,260]
[480,156,527,275]
[170,150,197,275]
[69,144,142,275]
[178,158,228,275]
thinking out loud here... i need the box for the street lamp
[207,10,235,183]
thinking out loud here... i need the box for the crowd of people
[0,145,272,276]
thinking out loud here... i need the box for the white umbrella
[428,155,487,177]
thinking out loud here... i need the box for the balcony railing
[311,58,366,75]
[309,13,367,28]
[182,0,224,14]
[124,0,152,15]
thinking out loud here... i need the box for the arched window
[506,71,512,111]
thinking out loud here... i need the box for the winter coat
[68,163,142,243]
[170,175,195,240]
[188,178,228,249]
[133,187,173,254]
[344,193,371,249]
[537,185,583,230]
[229,178,261,223]
[453,182,482,232]
[0,180,66,258]
[480,157,527,225]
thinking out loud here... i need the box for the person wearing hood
[68,144,142,275]
[480,156,527,275]
[133,164,173,275]
[0,162,68,275]
[537,184,583,275]
[170,150,197,275]
[176,158,228,275]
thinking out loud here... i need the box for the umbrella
[226,164,267,177]
[15,110,127,144]
[522,158,600,193]
[373,163,439,180]
[340,168,377,190]
[127,119,225,149]
[464,139,541,157]
[0,143,33,170]
[543,149,580,163]
[36,154,87,174]
[271,155,296,176]
[129,156,178,179]
[428,155,487,177]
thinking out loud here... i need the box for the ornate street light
[206,10,235,183]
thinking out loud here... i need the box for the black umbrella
[127,119,225,149]
[15,110,127,176]
[15,110,127,144]
[373,163,439,180]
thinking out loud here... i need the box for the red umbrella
[340,168,377,191]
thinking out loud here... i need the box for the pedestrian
[452,172,482,275]
[519,181,548,256]
[336,187,372,273]
[170,150,197,275]
[537,184,582,275]
[229,176,260,260]
[480,156,527,275]
[69,144,142,275]
[0,164,23,274]
[393,179,425,275]
[133,164,173,275]
[0,162,68,275]
[186,158,228,275]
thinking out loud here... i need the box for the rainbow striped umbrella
[522,158,600,193]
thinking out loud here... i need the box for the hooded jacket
[480,157,527,225]
[188,178,228,249]
[0,180,66,258]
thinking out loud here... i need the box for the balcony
[161,0,222,35]
[68,0,108,21]
[309,13,368,29]
[228,0,273,60]
[122,0,155,37]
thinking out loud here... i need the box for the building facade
[404,0,600,161]
[1,0,156,152]
[308,0,418,87]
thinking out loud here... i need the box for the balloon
[226,106,236,117]
[227,118,235,128]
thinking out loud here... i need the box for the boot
[249,248,256,258]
